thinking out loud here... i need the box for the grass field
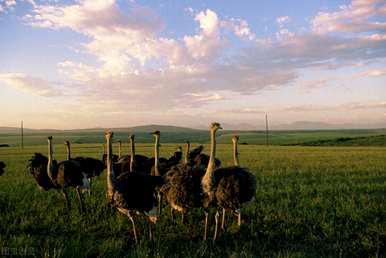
[1,127,386,146]
[0,139,385,258]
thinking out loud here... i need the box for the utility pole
[265,114,269,146]
[21,120,24,150]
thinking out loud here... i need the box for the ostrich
[0,161,5,176]
[212,134,257,239]
[64,140,105,193]
[219,135,239,229]
[128,134,149,173]
[166,146,183,168]
[162,122,222,239]
[105,131,163,243]
[109,134,150,176]
[28,136,90,212]
[193,147,221,170]
[184,142,221,169]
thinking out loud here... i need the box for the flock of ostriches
[1,122,257,243]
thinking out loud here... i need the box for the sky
[0,0,385,130]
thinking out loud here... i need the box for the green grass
[0,142,385,257]
[1,128,386,146]
[286,135,386,146]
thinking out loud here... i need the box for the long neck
[153,135,160,176]
[130,137,135,172]
[118,141,122,158]
[65,143,71,160]
[233,139,239,166]
[106,135,115,201]
[47,139,55,181]
[202,129,217,195]
[184,142,190,164]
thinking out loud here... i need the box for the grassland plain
[1,127,386,146]
[0,142,385,257]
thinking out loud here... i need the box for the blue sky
[0,0,385,129]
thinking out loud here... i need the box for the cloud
[0,73,62,96]
[225,108,265,114]
[221,18,256,40]
[276,16,290,25]
[20,0,386,114]
[183,9,222,60]
[0,0,16,12]
[282,101,386,112]
[354,68,386,77]
[185,92,224,102]
[312,0,386,34]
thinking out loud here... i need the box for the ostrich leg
[181,211,185,224]
[76,187,85,213]
[61,189,70,211]
[148,221,153,241]
[203,211,208,240]
[221,208,226,230]
[213,210,220,241]
[127,211,138,244]
[237,210,241,226]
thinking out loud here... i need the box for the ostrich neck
[47,139,55,181]
[118,142,122,158]
[65,144,71,160]
[202,129,216,195]
[233,140,239,166]
[106,135,115,201]
[184,142,190,164]
[153,135,160,176]
[130,138,135,172]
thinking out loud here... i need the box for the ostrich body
[0,161,5,176]
[185,144,221,170]
[212,135,256,239]
[193,152,221,171]
[65,141,104,178]
[28,137,90,212]
[107,134,149,176]
[105,131,163,243]
[64,140,104,193]
[166,146,183,167]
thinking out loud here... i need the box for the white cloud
[19,0,386,115]
[312,0,386,34]
[222,18,256,40]
[184,9,222,60]
[282,101,386,112]
[0,0,16,12]
[276,16,290,26]
[0,73,61,96]
[195,9,219,36]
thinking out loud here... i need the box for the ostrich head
[232,135,239,143]
[210,122,222,131]
[129,134,134,141]
[105,130,113,139]
[151,130,160,137]
[48,136,52,141]
[64,140,70,146]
